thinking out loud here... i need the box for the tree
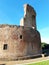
[41,42,49,49]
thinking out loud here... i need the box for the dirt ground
[0,56,49,65]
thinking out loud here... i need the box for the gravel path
[0,56,49,65]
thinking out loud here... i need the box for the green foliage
[41,42,48,49]
[41,42,46,48]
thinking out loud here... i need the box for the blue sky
[0,0,49,43]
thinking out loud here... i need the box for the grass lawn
[27,60,49,65]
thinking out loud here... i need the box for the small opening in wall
[32,15,35,18]
[20,35,22,39]
[3,44,8,50]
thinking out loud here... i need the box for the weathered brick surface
[0,4,42,60]
[20,4,36,29]
[0,25,42,60]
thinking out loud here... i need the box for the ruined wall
[0,25,26,60]
[20,4,36,29]
[0,25,41,60]
[0,4,42,60]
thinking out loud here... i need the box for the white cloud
[39,27,49,44]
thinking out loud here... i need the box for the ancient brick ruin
[0,4,42,60]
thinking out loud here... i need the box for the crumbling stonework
[20,4,36,29]
[0,4,42,60]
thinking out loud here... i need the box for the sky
[0,0,49,44]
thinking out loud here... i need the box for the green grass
[27,60,49,65]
